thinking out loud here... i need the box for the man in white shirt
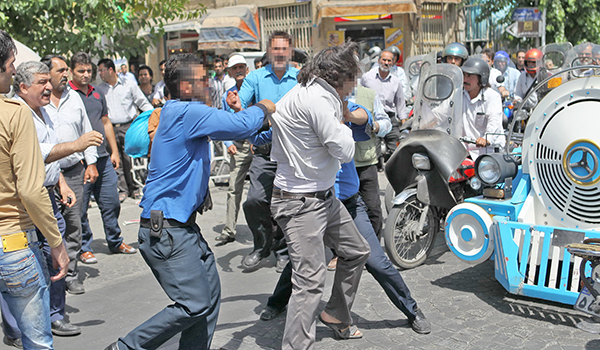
[97,58,153,200]
[41,54,101,295]
[151,59,167,107]
[461,57,505,159]
[270,42,370,350]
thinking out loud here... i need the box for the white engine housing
[521,76,600,230]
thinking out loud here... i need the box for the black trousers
[356,164,383,237]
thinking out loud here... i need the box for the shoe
[260,305,286,321]
[410,309,431,334]
[275,257,288,273]
[3,336,22,349]
[327,257,338,271]
[215,232,235,243]
[318,314,362,339]
[51,319,81,336]
[79,251,98,264]
[113,243,137,254]
[65,280,85,295]
[104,341,120,350]
[242,249,268,270]
[119,193,127,203]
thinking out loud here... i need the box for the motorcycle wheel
[384,195,439,269]
[384,183,395,214]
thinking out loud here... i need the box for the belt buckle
[2,232,29,253]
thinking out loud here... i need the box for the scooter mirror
[496,75,505,84]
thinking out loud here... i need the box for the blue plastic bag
[124,109,154,158]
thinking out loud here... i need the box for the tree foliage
[0,0,205,58]
[476,0,600,46]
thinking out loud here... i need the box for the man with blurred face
[151,59,167,107]
[69,52,136,268]
[226,31,299,272]
[216,55,253,243]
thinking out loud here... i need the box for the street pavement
[5,173,600,350]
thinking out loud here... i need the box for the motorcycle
[383,62,482,269]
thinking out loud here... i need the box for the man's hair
[0,30,17,73]
[70,52,92,69]
[98,58,115,71]
[138,65,153,78]
[254,57,262,65]
[214,57,223,66]
[481,48,494,61]
[297,41,359,90]
[164,53,202,99]
[159,59,167,67]
[41,54,67,70]
[221,54,229,61]
[517,49,527,55]
[268,31,293,48]
[13,61,49,93]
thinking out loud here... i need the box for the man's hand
[84,164,99,184]
[50,243,69,282]
[501,89,510,98]
[258,99,276,114]
[111,152,120,169]
[74,131,103,152]
[475,137,490,148]
[227,90,242,112]
[59,182,76,208]
[151,98,162,107]
[373,121,380,134]
[227,144,237,156]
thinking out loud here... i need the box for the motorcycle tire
[384,195,439,269]
[384,183,395,214]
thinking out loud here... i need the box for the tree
[0,0,205,58]
[475,0,600,46]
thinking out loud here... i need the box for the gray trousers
[222,141,253,236]
[271,192,370,350]
[61,161,85,282]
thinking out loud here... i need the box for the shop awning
[317,0,417,24]
[197,5,260,50]
[137,20,203,37]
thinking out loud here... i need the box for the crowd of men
[2,24,598,350]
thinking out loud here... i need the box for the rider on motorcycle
[514,48,542,107]
[493,50,521,96]
[442,42,469,67]
[461,57,505,159]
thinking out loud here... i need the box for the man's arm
[102,116,120,169]
[237,71,258,110]
[58,173,76,207]
[372,95,392,137]
[45,131,103,163]
[309,95,355,163]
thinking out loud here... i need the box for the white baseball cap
[228,54,246,68]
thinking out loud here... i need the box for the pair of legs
[81,156,125,253]
[61,162,85,286]
[271,193,370,350]
[117,224,220,350]
[219,141,253,240]
[356,164,384,237]
[266,195,423,331]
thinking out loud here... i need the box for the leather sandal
[318,314,362,339]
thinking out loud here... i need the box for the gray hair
[13,61,50,93]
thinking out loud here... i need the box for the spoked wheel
[384,194,439,269]
[384,183,395,214]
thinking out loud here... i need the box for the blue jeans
[267,195,418,321]
[118,224,221,350]
[0,238,53,349]
[81,156,123,252]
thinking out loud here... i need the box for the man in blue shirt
[226,31,299,272]
[105,54,275,350]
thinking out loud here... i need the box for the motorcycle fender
[391,188,418,206]
[416,175,431,206]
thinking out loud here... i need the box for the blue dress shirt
[139,100,266,222]
[238,64,299,108]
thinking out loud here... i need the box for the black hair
[98,58,116,71]
[41,54,67,70]
[268,31,293,48]
[164,53,202,99]
[517,49,527,55]
[70,52,92,69]
[481,48,494,61]
[159,59,167,67]
[214,57,223,65]
[297,41,359,90]
[138,65,153,78]
[0,30,16,73]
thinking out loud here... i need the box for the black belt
[113,119,133,128]
[272,187,334,201]
[140,214,196,229]
[61,160,84,173]
[341,192,360,206]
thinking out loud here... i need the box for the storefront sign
[327,31,345,46]
[384,27,404,65]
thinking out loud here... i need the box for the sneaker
[66,280,85,295]
[113,243,137,254]
[79,251,98,264]
[327,257,338,271]
[410,309,431,334]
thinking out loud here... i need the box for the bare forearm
[102,117,119,155]
[45,142,79,164]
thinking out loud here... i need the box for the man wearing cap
[216,54,253,243]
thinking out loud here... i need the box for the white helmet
[369,46,382,60]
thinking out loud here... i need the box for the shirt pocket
[475,113,487,129]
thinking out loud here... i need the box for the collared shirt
[238,64,299,109]
[515,71,537,101]
[139,100,267,222]
[361,67,407,120]
[13,95,60,186]
[348,86,392,138]
[152,80,166,102]
[499,67,521,95]
[119,71,137,84]
[462,88,505,159]
[97,76,153,124]
[44,88,98,169]
[372,63,411,102]
[489,67,504,92]
[211,74,234,109]
[271,77,354,192]
[0,96,61,247]
[69,81,109,157]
